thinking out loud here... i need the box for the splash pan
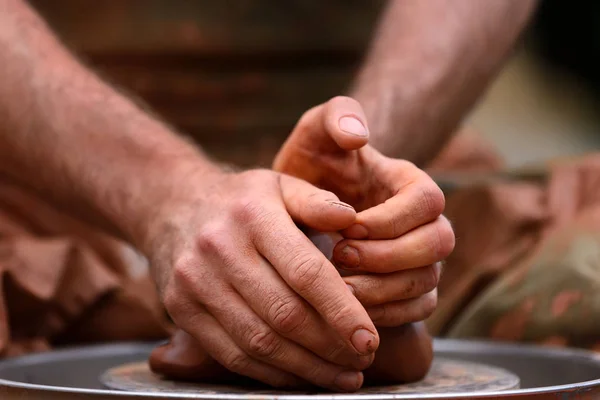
[0,339,598,399]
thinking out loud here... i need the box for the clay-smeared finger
[343,263,441,307]
[252,202,380,359]
[334,216,454,272]
[174,307,304,388]
[204,288,364,392]
[343,178,445,240]
[366,290,438,327]
[280,175,356,232]
[230,252,373,371]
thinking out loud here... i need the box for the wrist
[108,139,227,253]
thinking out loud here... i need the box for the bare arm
[0,1,385,391]
[351,0,538,166]
[0,0,219,244]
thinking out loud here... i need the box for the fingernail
[336,246,360,269]
[351,329,377,355]
[339,117,368,137]
[344,224,368,239]
[334,371,362,392]
[346,284,355,296]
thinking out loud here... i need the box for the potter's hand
[274,96,455,327]
[146,168,379,391]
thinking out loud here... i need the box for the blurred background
[28,0,600,169]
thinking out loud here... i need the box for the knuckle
[196,225,229,255]
[420,265,440,293]
[161,288,181,316]
[387,215,401,238]
[267,297,308,334]
[417,182,445,222]
[289,256,325,292]
[328,304,358,331]
[420,291,438,319]
[172,255,199,288]
[432,217,456,259]
[245,327,281,359]
[222,349,252,373]
[230,196,265,224]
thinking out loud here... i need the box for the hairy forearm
[0,0,219,245]
[351,0,538,166]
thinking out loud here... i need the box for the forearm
[0,0,219,246]
[351,0,538,166]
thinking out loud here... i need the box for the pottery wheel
[100,358,520,395]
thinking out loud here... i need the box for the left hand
[274,96,455,327]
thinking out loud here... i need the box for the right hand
[141,168,379,391]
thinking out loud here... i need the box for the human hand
[142,167,379,391]
[274,96,455,327]
[147,97,451,388]
[149,231,435,387]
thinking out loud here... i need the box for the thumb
[149,330,232,381]
[323,96,371,152]
[279,174,356,232]
[273,96,370,174]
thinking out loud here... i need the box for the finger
[229,250,374,370]
[149,329,238,382]
[204,287,364,392]
[366,289,438,327]
[343,263,442,306]
[275,96,369,162]
[321,96,370,151]
[252,204,380,358]
[175,305,305,388]
[342,174,446,240]
[280,174,356,232]
[334,216,455,272]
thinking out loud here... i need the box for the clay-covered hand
[149,97,450,389]
[149,229,433,388]
[144,167,380,392]
[150,322,432,387]
[274,96,454,327]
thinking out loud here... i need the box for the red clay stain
[489,298,535,341]
[550,290,582,318]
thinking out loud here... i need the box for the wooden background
[30,1,385,166]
